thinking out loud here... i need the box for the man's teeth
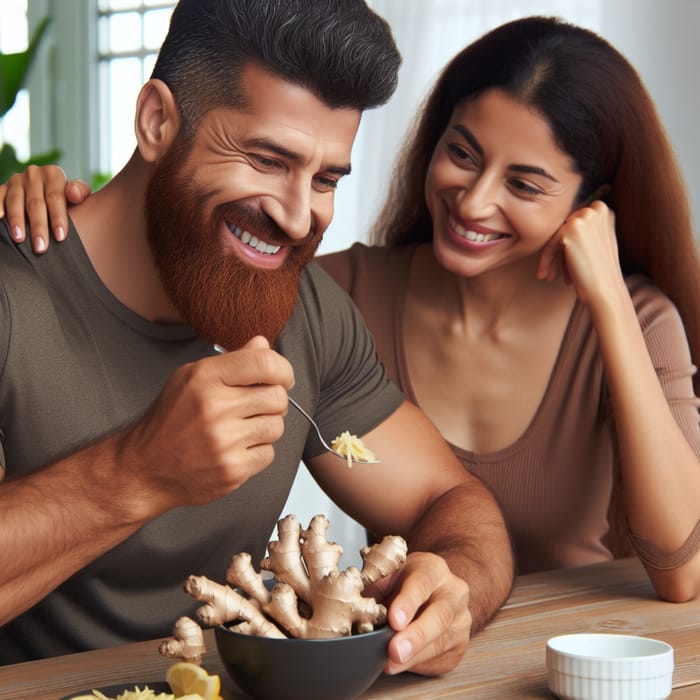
[230,225,281,255]
[452,219,504,243]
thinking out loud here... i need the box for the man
[0,0,514,674]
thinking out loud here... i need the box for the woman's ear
[134,79,181,162]
[585,183,612,207]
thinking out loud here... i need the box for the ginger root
[158,616,206,664]
[360,534,408,586]
[254,514,406,637]
[264,567,387,638]
[159,514,407,662]
[184,573,285,639]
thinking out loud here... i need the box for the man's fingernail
[11,226,23,241]
[397,638,413,663]
[56,226,65,241]
[34,237,47,253]
[394,608,408,629]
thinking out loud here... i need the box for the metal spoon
[212,345,380,465]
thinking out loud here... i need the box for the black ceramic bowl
[215,623,393,700]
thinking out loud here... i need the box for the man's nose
[263,180,313,241]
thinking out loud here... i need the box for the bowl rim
[546,632,674,661]
[215,621,394,644]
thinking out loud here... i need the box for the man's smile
[228,223,282,255]
[224,221,290,270]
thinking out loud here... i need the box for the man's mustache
[215,201,317,248]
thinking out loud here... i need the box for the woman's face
[425,88,584,279]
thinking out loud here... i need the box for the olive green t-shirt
[0,221,403,663]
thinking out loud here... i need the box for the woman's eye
[510,179,541,196]
[447,143,476,165]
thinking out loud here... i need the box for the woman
[4,17,700,599]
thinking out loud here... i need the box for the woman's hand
[537,200,624,307]
[0,165,91,253]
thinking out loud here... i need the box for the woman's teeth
[230,225,281,255]
[451,219,505,243]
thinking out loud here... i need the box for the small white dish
[546,632,674,700]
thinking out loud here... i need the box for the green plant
[0,17,61,182]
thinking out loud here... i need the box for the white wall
[600,0,700,232]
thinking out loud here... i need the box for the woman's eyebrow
[509,163,559,183]
[450,124,559,183]
[450,124,482,156]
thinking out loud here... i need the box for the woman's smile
[448,216,509,247]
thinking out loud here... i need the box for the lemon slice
[166,661,222,700]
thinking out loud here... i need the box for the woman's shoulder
[624,273,681,322]
[624,274,693,367]
[316,242,417,295]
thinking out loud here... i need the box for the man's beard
[144,136,321,350]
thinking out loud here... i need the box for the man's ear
[134,79,181,162]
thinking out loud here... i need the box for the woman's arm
[542,201,700,602]
[0,165,90,253]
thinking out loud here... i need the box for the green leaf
[0,143,62,184]
[0,17,52,118]
[23,149,62,167]
[91,172,112,191]
[0,143,20,182]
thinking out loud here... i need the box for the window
[0,0,30,161]
[97,0,174,175]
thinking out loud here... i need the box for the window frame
[26,0,175,183]
[27,0,97,182]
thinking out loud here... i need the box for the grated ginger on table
[69,687,204,700]
[330,430,376,468]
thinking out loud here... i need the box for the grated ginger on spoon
[330,431,376,468]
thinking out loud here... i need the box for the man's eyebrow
[449,124,559,183]
[243,137,352,176]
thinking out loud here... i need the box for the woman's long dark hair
[370,16,700,390]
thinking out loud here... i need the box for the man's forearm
[0,432,145,625]
[408,480,515,632]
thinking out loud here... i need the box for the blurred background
[1,0,698,563]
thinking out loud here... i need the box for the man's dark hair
[151,0,402,132]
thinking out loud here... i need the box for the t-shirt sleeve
[316,248,354,294]
[316,243,413,387]
[286,262,404,461]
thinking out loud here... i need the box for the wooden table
[1,558,698,699]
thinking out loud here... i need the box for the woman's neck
[409,244,576,339]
